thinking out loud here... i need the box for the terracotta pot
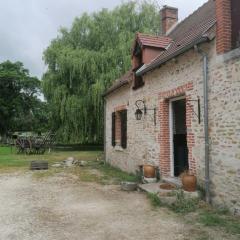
[182,174,197,192]
[143,165,156,178]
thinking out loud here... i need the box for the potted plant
[181,170,197,192]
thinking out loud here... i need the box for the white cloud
[0,0,208,78]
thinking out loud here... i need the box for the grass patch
[146,191,240,237]
[33,160,139,185]
[73,161,139,184]
[69,167,103,183]
[93,162,139,184]
[198,209,240,235]
[0,146,101,172]
[32,168,62,179]
[169,190,199,214]
[147,190,199,214]
[0,146,138,185]
[147,193,164,207]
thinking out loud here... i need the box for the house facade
[103,0,240,214]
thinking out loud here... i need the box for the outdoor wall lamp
[134,99,156,125]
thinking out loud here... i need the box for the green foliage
[198,210,240,235]
[147,193,164,207]
[89,161,139,183]
[42,1,160,143]
[96,163,139,183]
[169,190,199,214]
[0,61,48,134]
[147,190,199,214]
[199,212,226,226]
[0,146,137,185]
[146,190,240,236]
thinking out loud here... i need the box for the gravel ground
[0,171,237,240]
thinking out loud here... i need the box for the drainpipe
[194,45,210,204]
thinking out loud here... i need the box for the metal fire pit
[30,160,48,170]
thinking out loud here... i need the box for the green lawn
[0,146,102,171]
[0,146,138,184]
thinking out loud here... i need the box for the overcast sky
[0,0,208,79]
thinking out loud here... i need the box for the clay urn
[181,171,197,192]
[143,165,156,178]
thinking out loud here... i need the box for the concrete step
[138,182,177,197]
[138,182,161,194]
[162,177,182,188]
[138,182,200,210]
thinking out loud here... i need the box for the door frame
[169,95,186,177]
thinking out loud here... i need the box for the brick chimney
[216,0,232,54]
[160,6,178,35]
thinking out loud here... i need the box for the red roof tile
[138,0,216,75]
[136,33,172,49]
[102,70,132,97]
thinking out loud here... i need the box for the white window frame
[169,95,186,177]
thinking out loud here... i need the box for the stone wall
[105,40,240,214]
[207,47,240,214]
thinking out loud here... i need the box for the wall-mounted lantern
[134,99,156,125]
[135,108,143,120]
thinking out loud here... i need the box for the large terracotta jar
[182,173,197,192]
[143,165,156,178]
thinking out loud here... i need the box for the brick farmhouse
[103,0,240,213]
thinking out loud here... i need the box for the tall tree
[42,1,160,144]
[0,61,48,135]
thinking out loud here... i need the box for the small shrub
[169,190,199,214]
[147,193,164,207]
[197,184,206,199]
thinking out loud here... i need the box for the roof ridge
[137,32,171,40]
[168,0,213,37]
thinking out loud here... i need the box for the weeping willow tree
[42,1,160,144]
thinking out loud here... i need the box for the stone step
[138,182,177,196]
[138,181,200,205]
[162,177,182,188]
[138,182,161,194]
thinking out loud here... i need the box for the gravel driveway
[0,171,236,240]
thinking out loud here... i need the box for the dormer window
[132,75,144,89]
[131,33,172,90]
[132,42,144,89]
[132,42,143,70]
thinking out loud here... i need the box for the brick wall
[158,83,196,176]
[158,99,170,175]
[216,0,232,54]
[160,6,178,35]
